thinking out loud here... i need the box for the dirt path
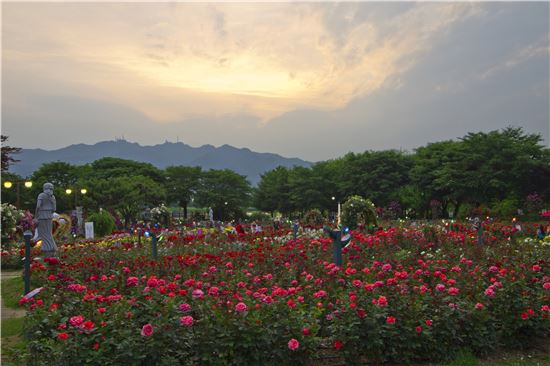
[1,271,26,319]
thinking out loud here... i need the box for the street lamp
[65,187,88,207]
[332,196,341,226]
[3,179,33,208]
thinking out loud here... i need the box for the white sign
[85,222,94,239]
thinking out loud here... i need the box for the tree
[411,140,466,218]
[89,157,164,183]
[164,166,202,219]
[30,162,82,212]
[254,166,292,216]
[340,150,413,207]
[195,169,252,221]
[459,127,549,204]
[87,175,166,228]
[287,166,326,214]
[1,135,21,172]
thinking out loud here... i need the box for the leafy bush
[16,221,550,365]
[247,211,272,224]
[491,197,520,218]
[303,209,324,225]
[341,195,377,229]
[87,210,115,237]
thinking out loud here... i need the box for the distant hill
[9,140,312,185]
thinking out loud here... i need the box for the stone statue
[35,182,57,257]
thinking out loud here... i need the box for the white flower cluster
[151,204,170,222]
[1,203,24,234]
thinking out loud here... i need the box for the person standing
[35,182,57,257]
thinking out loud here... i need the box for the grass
[1,273,26,366]
[1,273,24,309]
[1,317,24,338]
[445,346,550,366]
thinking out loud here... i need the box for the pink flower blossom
[126,277,139,287]
[179,303,191,312]
[141,323,154,337]
[288,338,299,351]
[192,289,204,299]
[235,302,247,313]
[180,315,194,327]
[448,287,460,296]
[69,315,85,327]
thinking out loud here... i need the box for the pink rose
[69,315,85,327]
[288,338,299,351]
[180,316,194,327]
[448,287,459,296]
[179,303,191,312]
[141,323,154,337]
[192,289,204,299]
[235,302,247,313]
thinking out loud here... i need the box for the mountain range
[9,140,312,185]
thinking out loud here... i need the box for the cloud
[2,2,481,124]
[2,2,548,160]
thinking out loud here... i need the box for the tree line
[1,127,549,224]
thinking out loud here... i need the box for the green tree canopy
[254,166,291,216]
[195,169,252,221]
[87,175,166,227]
[164,166,202,218]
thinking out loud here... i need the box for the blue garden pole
[324,226,351,267]
[151,232,158,259]
[23,230,32,295]
[293,222,299,240]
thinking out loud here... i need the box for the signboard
[85,222,94,239]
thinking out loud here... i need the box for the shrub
[87,209,115,237]
[341,195,377,229]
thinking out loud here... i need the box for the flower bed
[18,223,549,365]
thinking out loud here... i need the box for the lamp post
[65,187,87,208]
[3,179,32,208]
[66,187,88,236]
[332,196,341,226]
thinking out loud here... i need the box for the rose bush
[17,222,549,365]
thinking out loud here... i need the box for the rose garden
[1,214,549,365]
[1,128,549,365]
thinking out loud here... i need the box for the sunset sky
[2,2,549,161]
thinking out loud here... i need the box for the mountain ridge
[9,140,312,185]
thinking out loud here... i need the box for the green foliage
[254,166,292,215]
[89,157,164,183]
[195,169,252,221]
[303,209,324,225]
[448,350,479,366]
[247,211,272,224]
[1,317,24,338]
[1,135,21,172]
[491,198,520,218]
[87,210,115,237]
[88,175,166,227]
[164,166,202,219]
[341,195,377,229]
[340,150,414,207]
[1,275,24,309]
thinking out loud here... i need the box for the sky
[2,2,549,162]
